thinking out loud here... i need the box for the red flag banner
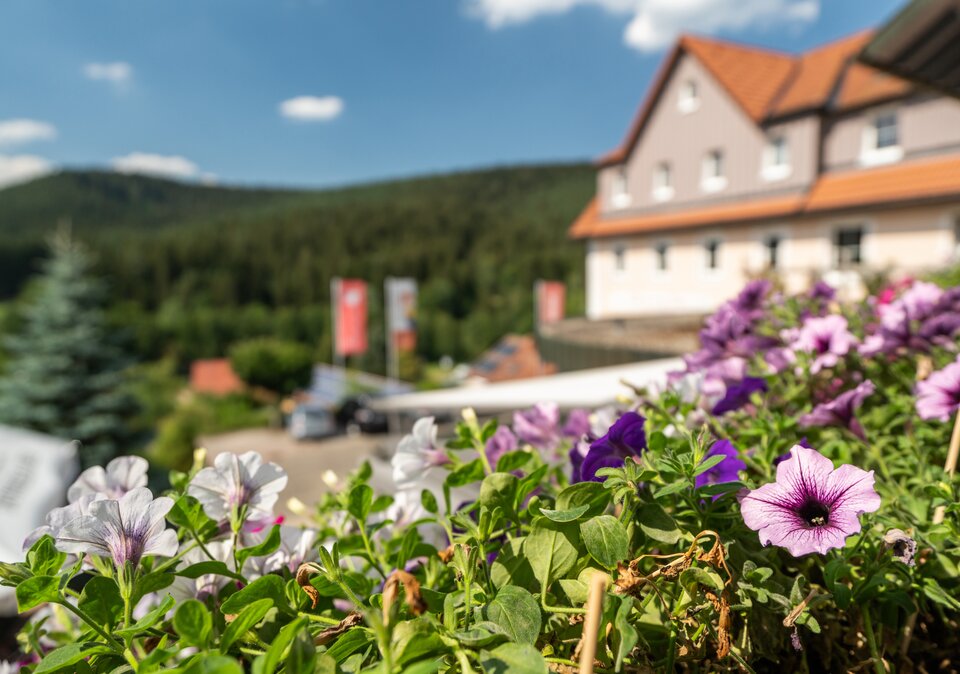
[333,278,368,356]
[386,277,418,353]
[537,281,566,325]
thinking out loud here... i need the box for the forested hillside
[0,164,593,372]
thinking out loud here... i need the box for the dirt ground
[198,428,398,523]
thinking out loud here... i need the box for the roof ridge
[679,32,794,59]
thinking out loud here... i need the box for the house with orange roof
[571,29,960,318]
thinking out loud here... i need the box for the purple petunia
[740,444,881,556]
[561,408,591,439]
[799,380,875,440]
[791,315,857,374]
[712,377,767,415]
[513,402,561,450]
[916,360,960,421]
[579,412,646,483]
[484,425,518,467]
[695,439,746,498]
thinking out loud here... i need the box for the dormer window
[701,149,727,193]
[652,162,673,202]
[762,135,791,181]
[611,166,631,209]
[678,80,700,114]
[861,109,903,166]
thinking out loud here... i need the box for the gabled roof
[599,29,914,167]
[571,155,960,239]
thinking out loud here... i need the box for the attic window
[860,109,903,166]
[678,80,700,114]
[611,167,631,209]
[652,162,674,202]
[701,149,727,193]
[762,135,791,181]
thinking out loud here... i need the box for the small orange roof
[190,358,244,396]
[600,29,913,167]
[572,155,960,239]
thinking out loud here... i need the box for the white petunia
[187,451,288,524]
[56,487,178,568]
[169,539,235,602]
[0,661,19,673]
[392,417,448,490]
[23,493,104,550]
[243,525,318,577]
[68,455,149,502]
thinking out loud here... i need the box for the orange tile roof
[571,156,960,239]
[599,29,914,167]
[190,358,244,396]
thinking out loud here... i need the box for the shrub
[229,337,314,397]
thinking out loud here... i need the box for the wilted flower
[740,445,880,556]
[484,425,518,467]
[67,455,149,502]
[799,380,875,440]
[188,451,288,524]
[513,402,561,450]
[56,487,178,567]
[791,315,857,374]
[883,529,916,567]
[392,417,448,490]
[916,360,960,421]
[712,377,767,415]
[695,439,746,498]
[580,412,646,482]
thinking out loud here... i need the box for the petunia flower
[883,529,916,567]
[244,525,319,576]
[188,451,288,524]
[391,417,448,490]
[916,360,960,421]
[799,380,875,440]
[55,487,179,567]
[695,439,746,498]
[791,315,857,374]
[23,494,104,550]
[712,377,767,415]
[580,412,646,482]
[561,409,591,439]
[513,402,561,450]
[67,455,149,502]
[740,445,880,556]
[169,540,235,602]
[484,425,518,468]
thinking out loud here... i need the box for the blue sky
[0,0,903,189]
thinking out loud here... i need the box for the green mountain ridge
[0,163,594,370]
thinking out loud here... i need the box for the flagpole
[385,277,399,382]
[331,277,344,371]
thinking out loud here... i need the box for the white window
[701,149,727,192]
[860,110,902,166]
[614,243,626,272]
[652,162,674,202]
[765,235,781,269]
[678,80,700,114]
[654,242,669,271]
[611,167,631,209]
[704,239,721,270]
[834,226,864,268]
[762,135,791,181]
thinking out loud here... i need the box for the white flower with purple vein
[67,455,149,502]
[187,451,288,523]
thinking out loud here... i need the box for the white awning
[370,358,683,414]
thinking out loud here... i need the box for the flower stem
[862,607,886,674]
[933,407,960,524]
[56,600,124,653]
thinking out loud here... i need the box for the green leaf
[652,481,687,499]
[485,585,542,645]
[539,505,590,523]
[636,503,681,544]
[524,520,580,586]
[131,570,176,605]
[258,617,307,674]
[221,598,273,654]
[490,538,535,590]
[16,575,59,612]
[35,643,112,674]
[325,625,374,663]
[420,489,438,514]
[78,576,123,629]
[693,454,727,477]
[496,451,533,473]
[555,482,607,517]
[167,495,217,538]
[182,655,244,674]
[117,594,176,637]
[174,599,213,647]
[614,596,639,671]
[679,567,724,596]
[453,622,509,648]
[479,643,549,674]
[347,484,374,521]
[26,536,66,577]
[556,579,588,605]
[580,516,629,569]
[445,459,486,488]
[391,618,447,666]
[237,525,282,569]
[177,561,242,581]
[220,574,289,616]
[480,472,520,515]
[286,630,318,674]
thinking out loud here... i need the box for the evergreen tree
[0,229,137,467]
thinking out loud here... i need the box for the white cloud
[0,154,54,189]
[83,62,133,85]
[279,95,344,122]
[0,119,57,147]
[468,0,820,51]
[111,152,206,181]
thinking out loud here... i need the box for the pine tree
[0,229,137,468]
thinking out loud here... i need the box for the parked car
[335,395,389,434]
[289,404,337,440]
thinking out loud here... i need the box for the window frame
[762,134,791,182]
[678,79,700,114]
[610,166,632,209]
[833,225,865,269]
[701,149,727,193]
[860,107,903,166]
[652,161,674,202]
